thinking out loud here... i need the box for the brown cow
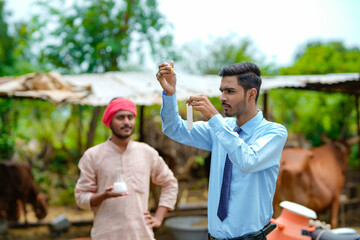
[273,138,356,228]
[0,161,48,224]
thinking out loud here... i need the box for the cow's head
[34,193,48,220]
[324,137,358,174]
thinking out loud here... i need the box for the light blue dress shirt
[161,92,288,239]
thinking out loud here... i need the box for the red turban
[102,98,137,128]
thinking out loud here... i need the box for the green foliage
[56,181,76,206]
[194,155,204,166]
[178,33,278,76]
[281,41,360,74]
[270,89,354,146]
[0,1,15,76]
[0,1,42,76]
[1,99,109,204]
[271,40,360,166]
[179,34,254,74]
[30,0,177,73]
[349,144,359,168]
[0,98,15,159]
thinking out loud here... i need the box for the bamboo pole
[355,95,360,163]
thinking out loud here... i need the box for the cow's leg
[0,198,8,221]
[330,193,340,228]
[7,200,19,222]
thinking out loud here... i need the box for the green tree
[0,0,15,76]
[178,33,278,76]
[0,1,41,76]
[281,41,360,75]
[31,0,177,73]
[0,1,39,160]
[271,41,360,148]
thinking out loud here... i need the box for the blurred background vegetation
[1,0,360,206]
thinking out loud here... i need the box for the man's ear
[248,88,257,101]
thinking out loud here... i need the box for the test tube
[187,104,193,130]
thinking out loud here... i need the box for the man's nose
[220,93,226,102]
[123,117,132,124]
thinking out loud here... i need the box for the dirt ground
[0,205,184,240]
[1,205,360,240]
[1,180,360,240]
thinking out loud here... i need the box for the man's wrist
[165,90,175,96]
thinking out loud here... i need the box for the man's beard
[224,112,233,117]
[222,103,234,117]
[110,125,135,139]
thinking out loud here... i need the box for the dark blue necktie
[217,127,242,221]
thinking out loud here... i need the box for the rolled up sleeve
[75,152,97,211]
[150,152,178,210]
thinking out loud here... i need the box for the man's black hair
[218,62,262,103]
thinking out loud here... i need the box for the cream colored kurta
[75,139,178,240]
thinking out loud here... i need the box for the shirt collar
[107,137,133,153]
[237,109,264,135]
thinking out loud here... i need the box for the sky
[5,0,360,66]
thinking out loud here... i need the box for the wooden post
[139,105,145,142]
[78,104,83,153]
[86,106,102,149]
[356,95,360,162]
[263,92,268,119]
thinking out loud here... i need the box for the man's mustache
[222,103,231,108]
[121,125,132,129]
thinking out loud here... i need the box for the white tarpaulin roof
[61,72,222,106]
[0,72,359,106]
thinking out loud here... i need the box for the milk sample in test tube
[187,104,193,130]
[113,167,127,193]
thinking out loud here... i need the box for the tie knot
[234,127,242,134]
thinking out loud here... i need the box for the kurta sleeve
[150,150,178,210]
[74,151,98,211]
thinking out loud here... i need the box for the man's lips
[222,103,231,110]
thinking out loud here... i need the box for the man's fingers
[187,96,210,109]
[158,62,169,68]
[156,72,161,78]
[143,212,157,228]
[159,62,174,72]
[188,95,207,102]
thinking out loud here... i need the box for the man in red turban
[102,97,137,128]
[75,97,178,240]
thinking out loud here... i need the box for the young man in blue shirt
[156,61,287,240]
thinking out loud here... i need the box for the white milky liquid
[187,104,193,130]
[113,181,127,193]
